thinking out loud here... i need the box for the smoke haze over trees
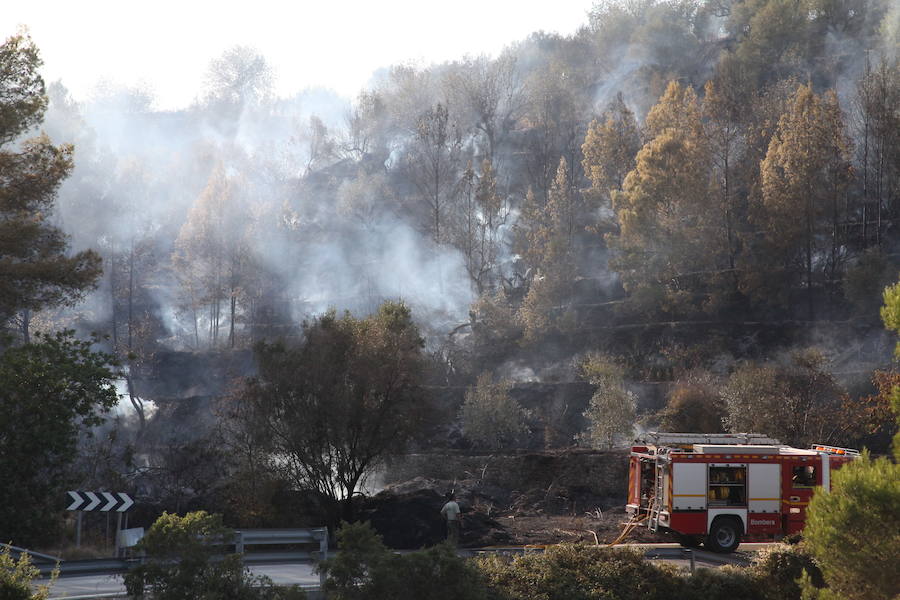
[2,0,900,544]
[10,1,896,355]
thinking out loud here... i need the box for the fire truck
[625,433,859,552]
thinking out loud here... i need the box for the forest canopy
[1,0,899,546]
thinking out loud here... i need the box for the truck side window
[792,465,816,487]
[708,466,747,507]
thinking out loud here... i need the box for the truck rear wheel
[706,517,741,553]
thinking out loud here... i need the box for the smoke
[262,214,475,327]
[31,2,898,385]
[42,69,476,354]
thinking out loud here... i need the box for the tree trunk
[806,192,815,322]
[110,254,118,349]
[126,374,145,431]
[127,242,134,351]
[230,292,236,348]
[21,309,30,344]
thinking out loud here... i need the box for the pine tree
[453,159,507,294]
[607,81,722,316]
[758,84,851,320]
[517,158,579,342]
[581,93,641,207]
[0,31,102,329]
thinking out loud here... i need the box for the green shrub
[0,546,55,600]
[461,373,530,450]
[658,371,726,433]
[124,511,303,600]
[320,521,487,600]
[679,566,760,600]
[477,544,681,600]
[577,355,636,449]
[748,543,823,600]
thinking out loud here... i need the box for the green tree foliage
[800,277,900,599]
[843,249,896,314]
[0,31,102,326]
[880,278,900,452]
[0,330,118,545]
[453,159,507,294]
[460,372,529,450]
[803,454,900,599]
[124,511,302,600]
[581,93,641,208]
[320,521,487,600]
[228,301,427,522]
[720,350,846,446]
[757,84,851,320]
[725,0,809,87]
[608,81,726,317]
[587,0,709,117]
[577,354,636,449]
[0,546,55,600]
[516,159,580,342]
[658,371,726,433]
[882,278,900,356]
[743,543,824,600]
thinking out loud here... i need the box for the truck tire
[706,517,742,553]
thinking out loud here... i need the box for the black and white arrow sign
[66,491,134,512]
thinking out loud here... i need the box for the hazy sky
[5,1,593,110]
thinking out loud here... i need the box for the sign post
[66,491,134,549]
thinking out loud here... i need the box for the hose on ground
[606,513,648,547]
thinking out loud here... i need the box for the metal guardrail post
[235,531,244,554]
[316,528,328,589]
[681,548,695,574]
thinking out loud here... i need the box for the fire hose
[606,513,649,547]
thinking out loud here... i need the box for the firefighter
[440,492,461,545]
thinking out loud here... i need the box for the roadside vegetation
[124,511,305,600]
[0,546,55,600]
[319,521,834,600]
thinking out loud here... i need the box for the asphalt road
[38,563,322,599]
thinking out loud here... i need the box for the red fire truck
[625,433,859,552]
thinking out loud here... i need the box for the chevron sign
[66,491,134,512]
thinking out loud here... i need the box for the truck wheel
[706,518,741,553]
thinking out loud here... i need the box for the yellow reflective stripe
[782,499,809,506]
[749,498,780,501]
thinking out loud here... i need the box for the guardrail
[234,527,328,588]
[1,542,62,563]
[33,527,329,583]
[234,527,328,558]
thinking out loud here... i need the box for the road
[37,543,769,599]
[38,563,322,599]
